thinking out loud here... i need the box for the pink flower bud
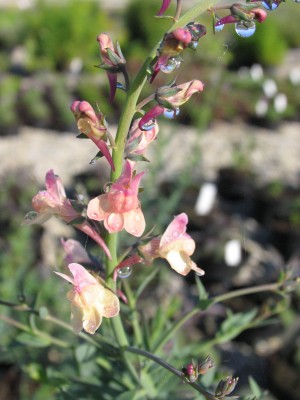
[70,100,115,171]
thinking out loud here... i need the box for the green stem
[110,315,141,384]
[174,0,183,21]
[0,314,70,348]
[211,281,282,304]
[123,280,143,346]
[0,314,32,332]
[125,346,218,400]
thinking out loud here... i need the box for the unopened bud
[182,361,198,383]
[198,355,214,375]
[215,376,239,397]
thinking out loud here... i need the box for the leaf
[75,343,96,363]
[216,309,257,343]
[136,267,159,300]
[248,376,262,398]
[16,332,51,348]
[195,274,209,300]
[116,390,148,400]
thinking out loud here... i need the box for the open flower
[139,80,204,131]
[55,263,119,334]
[126,117,159,158]
[87,160,145,236]
[156,80,204,108]
[71,100,115,171]
[24,170,111,258]
[139,213,204,276]
[97,33,126,103]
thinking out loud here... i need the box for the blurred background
[0,0,300,399]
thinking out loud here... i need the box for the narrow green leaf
[16,332,51,348]
[195,274,208,300]
[248,376,262,397]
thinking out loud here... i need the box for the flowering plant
[1,0,299,399]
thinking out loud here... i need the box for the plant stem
[174,0,182,21]
[123,280,143,346]
[211,281,282,304]
[125,346,218,400]
[110,315,141,384]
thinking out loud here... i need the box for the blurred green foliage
[23,0,110,71]
[0,75,21,130]
[123,0,174,59]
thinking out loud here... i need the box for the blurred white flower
[195,182,217,216]
[250,63,264,81]
[289,68,300,85]
[224,239,242,267]
[263,79,277,98]
[255,98,268,117]
[274,93,287,113]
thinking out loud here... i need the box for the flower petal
[82,306,103,334]
[165,250,192,275]
[124,208,145,237]
[68,263,99,288]
[157,0,172,15]
[105,212,125,233]
[138,105,164,131]
[87,197,106,221]
[45,169,66,203]
[160,213,190,247]
[102,288,120,318]
[70,302,84,333]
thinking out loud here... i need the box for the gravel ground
[1,121,300,187]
